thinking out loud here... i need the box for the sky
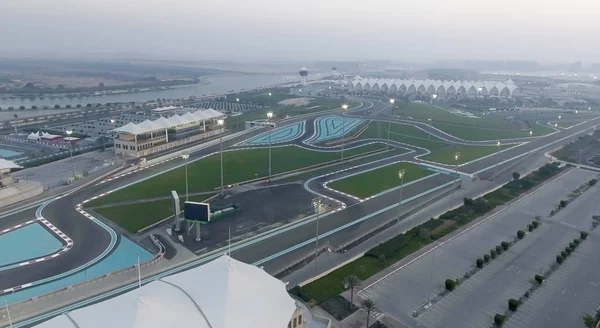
[1,0,599,63]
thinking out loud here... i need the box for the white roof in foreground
[34,255,296,328]
[0,159,21,170]
[115,109,225,135]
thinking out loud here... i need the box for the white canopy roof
[114,109,225,135]
[0,159,21,170]
[34,255,296,328]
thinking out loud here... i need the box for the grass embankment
[94,194,214,233]
[391,101,553,140]
[276,148,409,184]
[291,162,563,304]
[87,144,384,207]
[327,162,432,199]
[360,122,513,164]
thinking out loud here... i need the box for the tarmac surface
[1,98,599,323]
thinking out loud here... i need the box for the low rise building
[113,108,225,158]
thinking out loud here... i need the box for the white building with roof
[33,255,329,328]
[350,76,518,97]
[114,109,226,158]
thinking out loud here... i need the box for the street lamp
[65,129,75,178]
[236,98,239,103]
[493,141,501,185]
[558,115,562,120]
[109,119,117,165]
[181,153,190,201]
[396,169,406,234]
[340,104,349,161]
[217,119,225,194]
[451,152,460,209]
[387,99,395,150]
[427,118,433,140]
[431,93,438,104]
[312,197,322,276]
[267,111,274,182]
[268,92,272,108]
[529,130,533,137]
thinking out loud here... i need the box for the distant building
[350,76,518,97]
[113,109,226,158]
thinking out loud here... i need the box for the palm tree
[343,275,359,309]
[363,298,376,328]
[583,313,596,328]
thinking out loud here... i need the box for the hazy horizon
[1,0,599,63]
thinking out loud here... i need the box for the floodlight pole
[313,197,322,276]
[428,118,432,140]
[493,141,500,186]
[387,99,395,150]
[340,104,348,161]
[219,120,225,194]
[267,112,274,182]
[396,169,405,235]
[426,244,436,307]
[451,153,460,209]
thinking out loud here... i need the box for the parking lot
[359,168,599,328]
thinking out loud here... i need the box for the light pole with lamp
[493,141,501,185]
[387,98,395,150]
[181,153,190,201]
[340,104,349,161]
[65,129,75,178]
[312,197,322,276]
[396,169,406,234]
[427,118,433,140]
[268,92,272,108]
[450,152,460,209]
[430,93,438,104]
[217,119,225,194]
[109,119,117,165]
[267,111,274,182]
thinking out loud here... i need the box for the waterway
[0,73,306,108]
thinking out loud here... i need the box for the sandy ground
[278,97,314,106]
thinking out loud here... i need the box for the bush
[559,200,568,208]
[527,224,533,232]
[532,220,540,229]
[476,258,484,268]
[561,250,568,258]
[569,242,576,250]
[289,286,311,302]
[484,254,491,262]
[501,241,510,250]
[589,179,597,186]
[574,238,580,245]
[512,172,521,180]
[535,274,544,284]
[517,230,525,239]
[508,298,520,311]
[445,279,456,291]
[524,291,530,298]
[494,313,505,326]
[565,247,572,255]
[496,245,503,254]
[581,231,588,240]
[490,249,497,259]
[556,255,564,264]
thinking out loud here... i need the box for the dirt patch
[278,97,314,106]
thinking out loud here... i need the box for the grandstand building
[350,76,518,97]
[114,108,225,158]
[34,255,331,328]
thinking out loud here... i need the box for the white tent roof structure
[34,255,297,328]
[0,159,21,170]
[114,109,225,135]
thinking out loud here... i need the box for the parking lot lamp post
[340,104,349,161]
[426,243,436,308]
[268,92,272,107]
[451,152,460,209]
[181,153,190,201]
[110,119,117,165]
[387,99,395,150]
[529,130,533,137]
[312,197,322,276]
[493,142,501,185]
[396,169,406,234]
[65,129,75,178]
[267,111,274,181]
[218,119,225,194]
[427,118,433,140]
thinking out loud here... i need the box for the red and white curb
[0,217,73,281]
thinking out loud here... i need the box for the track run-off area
[1,97,599,327]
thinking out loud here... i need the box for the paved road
[0,99,598,304]
[359,169,599,328]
